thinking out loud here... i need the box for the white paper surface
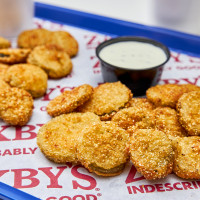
[1,18,200,200]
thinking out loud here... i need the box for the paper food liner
[1,18,200,200]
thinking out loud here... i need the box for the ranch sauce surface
[99,41,167,69]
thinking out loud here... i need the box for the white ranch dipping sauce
[99,41,167,69]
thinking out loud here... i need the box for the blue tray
[0,2,199,199]
[35,2,200,57]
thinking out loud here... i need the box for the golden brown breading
[146,84,200,109]
[17,28,51,49]
[151,107,186,137]
[172,136,200,179]
[177,91,200,136]
[146,84,185,108]
[47,84,93,117]
[0,63,9,80]
[0,79,10,90]
[78,81,133,120]
[77,121,129,176]
[129,98,155,110]
[17,28,79,57]
[129,129,174,180]
[0,36,11,49]
[27,45,73,78]
[49,31,78,57]
[4,64,47,98]
[0,48,30,64]
[37,112,100,164]
[0,87,33,126]
[128,107,186,137]
[112,98,154,130]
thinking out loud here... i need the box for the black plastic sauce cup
[96,36,170,96]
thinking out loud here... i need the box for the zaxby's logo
[125,165,200,195]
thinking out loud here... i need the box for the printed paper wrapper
[1,18,200,200]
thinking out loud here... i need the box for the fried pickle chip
[4,64,48,98]
[78,82,133,120]
[0,36,11,49]
[0,87,33,126]
[17,28,78,57]
[129,129,174,180]
[0,79,10,90]
[49,31,78,57]
[146,84,200,108]
[17,28,51,49]
[111,99,153,130]
[150,107,186,137]
[0,63,9,80]
[47,84,93,117]
[172,136,200,179]
[177,91,200,136]
[27,45,73,78]
[0,48,30,64]
[37,112,100,164]
[77,121,129,176]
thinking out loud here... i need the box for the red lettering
[182,182,193,190]
[125,165,145,184]
[181,77,199,85]
[46,197,57,200]
[165,183,173,191]
[0,170,9,178]
[155,184,165,192]
[189,57,200,64]
[39,166,66,188]
[13,149,21,155]
[2,149,12,156]
[173,182,183,190]
[86,194,97,200]
[127,186,132,194]
[23,148,30,155]
[196,181,200,187]
[12,168,39,188]
[72,195,84,200]
[40,106,46,111]
[161,79,180,84]
[71,165,97,190]
[171,53,182,63]
[41,88,57,101]
[60,197,71,200]
[29,147,37,154]
[13,125,37,141]
[131,185,144,194]
[144,185,155,193]
[192,181,199,189]
[0,125,11,141]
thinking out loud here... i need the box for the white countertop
[34,0,200,37]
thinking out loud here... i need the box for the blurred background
[35,0,200,36]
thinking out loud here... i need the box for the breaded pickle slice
[0,36,11,49]
[0,63,9,80]
[37,112,100,164]
[129,129,174,180]
[17,28,78,57]
[4,64,48,98]
[27,45,73,78]
[112,98,154,130]
[0,48,30,64]
[146,84,200,108]
[177,91,200,136]
[78,81,133,120]
[47,84,93,117]
[0,87,33,126]
[77,121,129,176]
[172,136,200,179]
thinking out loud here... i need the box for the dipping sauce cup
[96,36,170,96]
